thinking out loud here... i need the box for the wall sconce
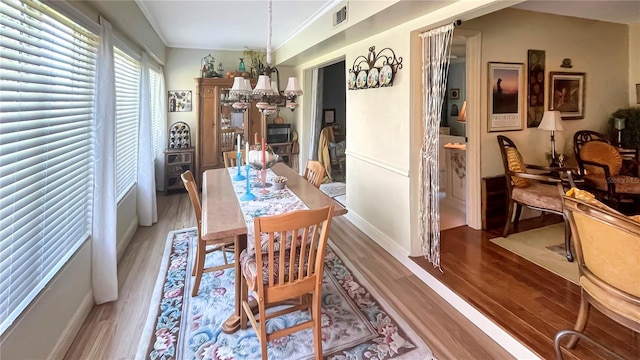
[458,100,467,122]
[614,117,625,147]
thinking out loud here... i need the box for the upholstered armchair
[558,189,640,356]
[497,135,577,261]
[573,130,640,211]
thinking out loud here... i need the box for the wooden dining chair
[303,160,325,188]
[180,170,236,296]
[219,128,236,154]
[223,149,245,168]
[239,206,334,359]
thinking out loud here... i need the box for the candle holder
[259,168,269,194]
[240,164,256,201]
[232,152,245,181]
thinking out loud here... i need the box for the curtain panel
[419,23,455,269]
[137,52,158,226]
[92,16,118,303]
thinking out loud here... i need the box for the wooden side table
[164,148,195,194]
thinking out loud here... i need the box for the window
[149,68,162,157]
[0,0,97,334]
[114,48,140,200]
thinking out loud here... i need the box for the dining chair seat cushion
[240,248,310,292]
[584,174,640,195]
[512,182,562,212]
[580,142,623,176]
[505,147,530,188]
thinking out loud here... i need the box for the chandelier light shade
[253,75,275,96]
[284,77,303,97]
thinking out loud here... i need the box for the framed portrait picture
[450,88,460,99]
[488,62,525,132]
[168,90,192,112]
[549,72,585,120]
[323,109,335,124]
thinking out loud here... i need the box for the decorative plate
[356,70,367,89]
[348,72,357,90]
[367,68,379,88]
[380,64,393,86]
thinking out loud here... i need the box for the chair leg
[563,217,574,262]
[312,290,323,360]
[513,204,523,229]
[503,200,515,237]
[191,241,206,296]
[567,292,591,349]
[259,301,268,359]
[240,277,248,330]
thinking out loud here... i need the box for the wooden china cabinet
[195,77,263,185]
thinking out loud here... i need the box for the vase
[238,58,245,72]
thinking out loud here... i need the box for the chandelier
[230,0,302,114]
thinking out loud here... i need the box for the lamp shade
[284,77,303,97]
[614,117,626,130]
[458,100,467,122]
[243,79,253,92]
[231,76,244,91]
[253,75,275,95]
[538,111,564,131]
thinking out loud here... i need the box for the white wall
[629,23,640,106]
[460,9,630,177]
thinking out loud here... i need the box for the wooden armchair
[558,192,640,355]
[219,128,236,154]
[573,130,640,210]
[239,206,333,359]
[497,135,576,261]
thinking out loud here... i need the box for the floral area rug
[137,228,433,360]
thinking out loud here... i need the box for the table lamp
[614,117,625,147]
[538,111,564,167]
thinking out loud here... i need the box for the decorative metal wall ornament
[347,46,403,90]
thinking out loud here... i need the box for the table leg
[222,234,246,333]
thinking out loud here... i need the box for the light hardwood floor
[64,192,511,360]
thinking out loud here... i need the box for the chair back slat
[220,128,236,153]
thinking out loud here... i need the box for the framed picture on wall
[168,90,192,112]
[488,62,525,132]
[323,109,335,124]
[549,72,585,120]
[450,88,460,99]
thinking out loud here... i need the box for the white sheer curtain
[155,67,167,191]
[137,52,158,226]
[419,23,455,269]
[92,16,118,303]
[308,67,324,161]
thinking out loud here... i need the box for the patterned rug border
[137,228,433,360]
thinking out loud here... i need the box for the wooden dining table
[201,162,347,333]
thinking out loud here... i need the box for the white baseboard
[345,210,539,359]
[117,216,139,261]
[47,291,94,360]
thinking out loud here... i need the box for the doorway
[439,35,467,230]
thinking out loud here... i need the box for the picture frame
[323,109,335,124]
[168,90,192,112]
[488,62,525,132]
[549,72,585,120]
[450,88,460,99]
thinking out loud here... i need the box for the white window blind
[0,0,97,334]
[149,68,161,157]
[114,47,140,200]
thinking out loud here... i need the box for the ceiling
[135,0,639,52]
